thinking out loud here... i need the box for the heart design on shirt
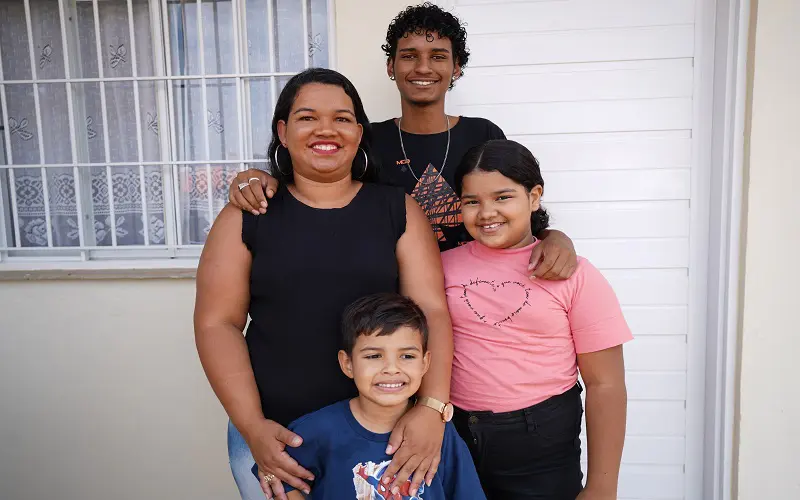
[460,279,532,326]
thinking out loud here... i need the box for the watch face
[443,403,454,422]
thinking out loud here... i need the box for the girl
[441,139,632,500]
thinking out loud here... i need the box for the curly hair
[381,2,469,88]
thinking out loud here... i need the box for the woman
[195,69,452,500]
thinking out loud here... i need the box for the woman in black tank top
[195,69,452,500]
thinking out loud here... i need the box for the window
[0,0,332,269]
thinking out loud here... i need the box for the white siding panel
[455,0,553,4]
[549,201,690,239]
[617,465,686,499]
[453,60,693,105]
[579,464,685,499]
[623,437,685,466]
[449,2,705,496]
[580,436,686,466]
[515,132,692,171]
[625,336,687,372]
[627,372,687,401]
[575,238,689,269]
[626,401,685,436]
[462,98,693,136]
[545,169,690,202]
[469,25,695,67]
[458,0,695,34]
[604,269,688,306]
[622,306,688,336]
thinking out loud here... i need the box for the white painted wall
[736,1,800,498]
[0,2,410,500]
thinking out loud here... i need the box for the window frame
[0,0,336,274]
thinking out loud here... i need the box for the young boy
[252,293,485,500]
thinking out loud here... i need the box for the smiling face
[338,326,430,408]
[460,170,542,250]
[276,83,363,182]
[387,32,461,107]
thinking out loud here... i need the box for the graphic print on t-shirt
[409,163,462,243]
[460,278,533,327]
[352,460,424,500]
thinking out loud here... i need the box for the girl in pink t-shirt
[441,139,633,500]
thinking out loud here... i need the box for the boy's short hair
[341,293,429,354]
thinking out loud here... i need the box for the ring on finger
[237,182,249,191]
[248,177,260,184]
[264,473,276,483]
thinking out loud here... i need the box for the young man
[252,293,486,499]
[228,3,578,279]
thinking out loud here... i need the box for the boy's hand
[529,229,577,280]
[245,419,313,500]
[381,405,445,497]
[229,168,279,215]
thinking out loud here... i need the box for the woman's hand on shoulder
[246,419,314,500]
[229,169,279,215]
[381,404,445,498]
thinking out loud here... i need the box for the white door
[446,1,705,499]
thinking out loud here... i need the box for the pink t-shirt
[442,240,633,412]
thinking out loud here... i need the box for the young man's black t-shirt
[372,116,506,251]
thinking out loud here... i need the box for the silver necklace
[397,115,451,185]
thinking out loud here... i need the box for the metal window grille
[0,0,333,268]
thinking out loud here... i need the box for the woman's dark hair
[382,3,469,88]
[454,139,550,236]
[341,293,429,355]
[267,68,379,185]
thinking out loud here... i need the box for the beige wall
[0,280,233,500]
[736,0,800,498]
[0,2,410,500]
[335,0,411,121]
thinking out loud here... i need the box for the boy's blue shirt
[252,399,486,499]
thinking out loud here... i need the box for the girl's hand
[245,419,314,500]
[229,169,279,215]
[380,405,445,497]
[529,229,578,280]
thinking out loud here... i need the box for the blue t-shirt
[253,400,486,499]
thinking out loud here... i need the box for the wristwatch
[416,396,454,423]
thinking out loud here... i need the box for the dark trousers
[452,384,584,500]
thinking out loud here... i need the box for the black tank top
[242,182,407,426]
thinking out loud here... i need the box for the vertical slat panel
[159,0,182,247]
[232,0,245,173]
[301,0,310,68]
[196,0,214,228]
[126,0,150,245]
[0,41,22,247]
[91,0,118,246]
[267,0,278,113]
[23,0,54,247]
[57,0,87,254]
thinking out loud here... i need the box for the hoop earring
[273,144,289,175]
[356,147,368,179]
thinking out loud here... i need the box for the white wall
[0,2,408,500]
[736,0,800,498]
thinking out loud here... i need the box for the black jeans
[452,384,584,500]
